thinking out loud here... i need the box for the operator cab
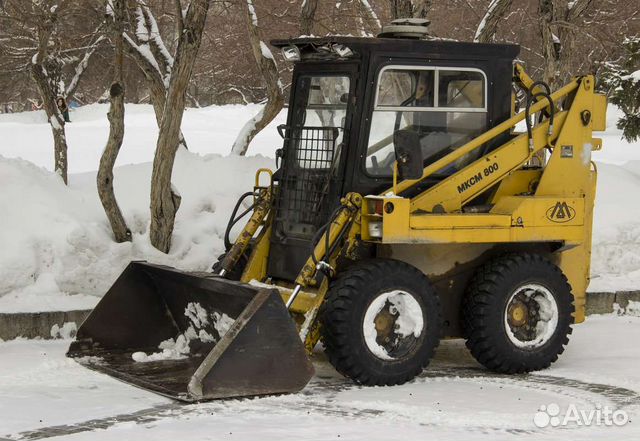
[268,27,520,281]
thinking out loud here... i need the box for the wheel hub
[507,301,528,327]
[373,306,397,344]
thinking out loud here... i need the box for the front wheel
[319,259,442,386]
[462,253,574,374]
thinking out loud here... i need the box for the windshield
[366,67,487,177]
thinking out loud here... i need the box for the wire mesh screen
[276,125,341,237]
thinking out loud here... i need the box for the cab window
[366,67,487,177]
[291,75,350,170]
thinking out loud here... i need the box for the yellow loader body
[68,32,607,401]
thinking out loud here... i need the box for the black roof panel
[271,36,520,60]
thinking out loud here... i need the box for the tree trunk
[538,0,559,87]
[149,0,209,253]
[538,0,593,89]
[473,0,513,43]
[359,0,382,34]
[123,7,189,150]
[231,0,285,156]
[31,63,68,184]
[412,0,432,18]
[388,0,430,19]
[97,0,131,243]
[300,0,318,35]
[389,0,413,18]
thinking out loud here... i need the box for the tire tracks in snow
[4,367,640,440]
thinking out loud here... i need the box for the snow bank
[590,160,640,291]
[0,150,273,311]
[0,103,285,173]
[0,103,638,311]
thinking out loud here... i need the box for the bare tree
[473,0,513,43]
[300,0,318,35]
[1,0,637,112]
[230,0,284,156]
[388,0,431,19]
[0,1,104,184]
[123,1,188,150]
[539,0,594,88]
[358,0,382,36]
[149,0,210,253]
[97,0,131,243]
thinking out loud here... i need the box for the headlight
[281,46,301,62]
[331,44,353,58]
[368,221,382,238]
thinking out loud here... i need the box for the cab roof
[270,36,520,61]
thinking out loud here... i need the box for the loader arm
[386,77,580,207]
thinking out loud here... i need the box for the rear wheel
[319,259,442,386]
[462,253,574,374]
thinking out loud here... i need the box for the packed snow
[184,302,210,328]
[50,322,78,340]
[211,310,235,339]
[0,103,638,313]
[1,314,640,439]
[131,334,191,363]
[131,302,229,362]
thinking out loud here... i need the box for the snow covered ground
[1,314,639,440]
[0,103,638,311]
[0,104,639,441]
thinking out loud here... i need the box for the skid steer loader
[68,20,607,402]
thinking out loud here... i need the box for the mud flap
[67,262,314,402]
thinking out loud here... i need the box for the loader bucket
[67,262,314,402]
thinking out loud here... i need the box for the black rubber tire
[461,253,574,374]
[211,251,249,281]
[319,259,442,386]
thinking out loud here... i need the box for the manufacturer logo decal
[546,202,576,223]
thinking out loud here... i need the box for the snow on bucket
[67,262,314,401]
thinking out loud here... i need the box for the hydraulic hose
[310,205,344,265]
[224,192,257,251]
[529,80,554,124]
[525,88,555,151]
[309,205,350,278]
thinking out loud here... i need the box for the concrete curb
[585,290,640,315]
[0,291,639,341]
[0,310,92,341]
